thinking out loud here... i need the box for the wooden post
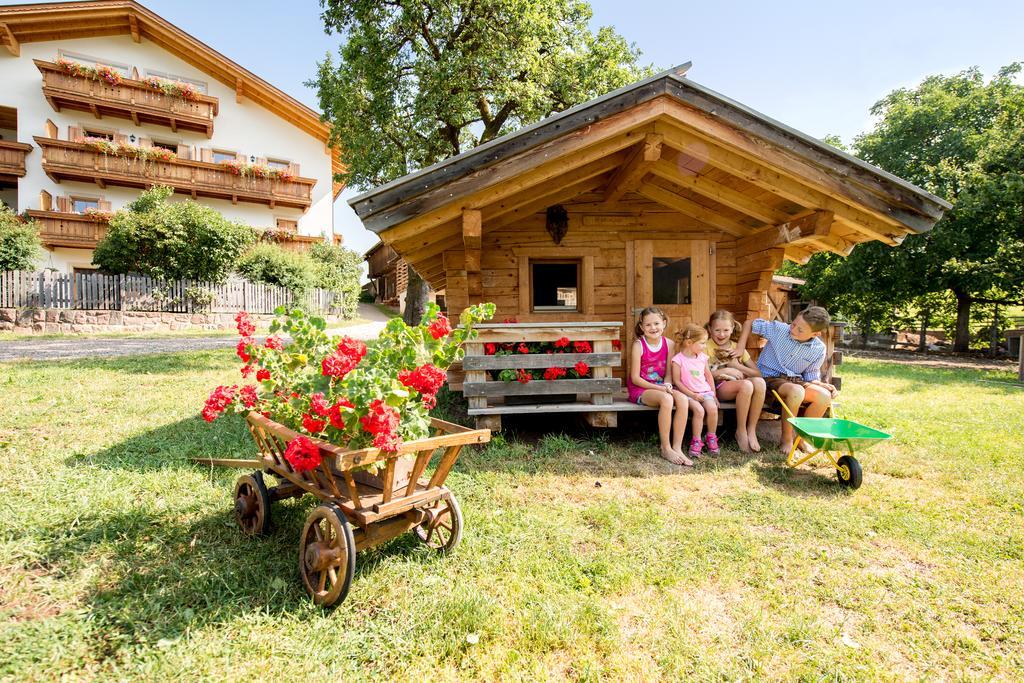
[465,342,499,431]
[1019,335,1023,383]
[585,339,617,428]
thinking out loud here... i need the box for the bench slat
[462,352,620,370]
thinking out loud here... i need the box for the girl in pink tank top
[627,307,694,467]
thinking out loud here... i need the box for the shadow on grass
[751,459,855,498]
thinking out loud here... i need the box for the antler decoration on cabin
[545,205,569,245]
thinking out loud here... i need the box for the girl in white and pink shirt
[670,323,720,458]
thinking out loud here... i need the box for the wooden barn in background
[347,64,950,426]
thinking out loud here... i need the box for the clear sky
[17,0,1023,258]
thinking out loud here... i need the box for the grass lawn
[1,352,1022,680]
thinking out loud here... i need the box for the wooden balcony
[35,136,316,210]
[26,210,109,249]
[36,59,219,137]
[277,233,325,253]
[0,139,33,182]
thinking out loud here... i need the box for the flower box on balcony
[36,59,219,137]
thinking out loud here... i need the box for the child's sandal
[688,438,704,459]
[706,433,720,456]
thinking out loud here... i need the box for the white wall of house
[0,34,334,272]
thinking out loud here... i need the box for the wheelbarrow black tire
[234,471,271,536]
[836,455,863,490]
[415,492,463,553]
[299,503,357,607]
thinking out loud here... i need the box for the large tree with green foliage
[797,65,1024,351]
[309,242,363,318]
[93,187,255,282]
[0,206,42,271]
[311,0,652,320]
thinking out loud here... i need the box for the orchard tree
[0,206,42,271]
[796,65,1024,351]
[312,0,653,320]
[93,186,255,282]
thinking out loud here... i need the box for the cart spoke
[318,569,327,593]
[328,566,338,585]
[313,521,324,542]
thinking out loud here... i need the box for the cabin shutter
[287,162,300,177]
[235,151,247,163]
[138,136,152,148]
[276,218,298,233]
[113,133,129,145]
[68,125,85,142]
[200,147,213,163]
[97,199,112,211]
[39,190,52,212]
[176,144,192,160]
[57,195,71,213]
[256,156,268,166]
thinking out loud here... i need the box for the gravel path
[0,303,393,362]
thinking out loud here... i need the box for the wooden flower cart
[232,412,490,607]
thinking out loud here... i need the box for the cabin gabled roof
[0,0,345,196]
[345,64,950,290]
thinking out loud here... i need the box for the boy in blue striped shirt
[735,306,837,453]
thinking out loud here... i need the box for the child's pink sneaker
[688,438,703,458]
[706,433,720,456]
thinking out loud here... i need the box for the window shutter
[200,148,213,163]
[57,195,71,213]
[138,136,152,148]
[256,157,268,166]
[288,162,300,176]
[276,218,298,233]
[114,133,129,145]
[176,144,191,160]
[68,125,85,142]
[235,151,247,163]
[98,199,112,211]
[39,190,52,212]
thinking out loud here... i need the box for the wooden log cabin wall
[350,64,951,390]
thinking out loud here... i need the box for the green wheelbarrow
[771,391,892,489]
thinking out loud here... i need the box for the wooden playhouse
[348,64,949,429]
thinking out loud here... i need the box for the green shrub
[93,186,255,282]
[309,242,363,318]
[0,206,42,271]
[235,243,317,294]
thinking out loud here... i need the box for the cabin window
[652,255,691,305]
[150,139,178,153]
[530,260,579,312]
[59,51,132,77]
[144,69,208,94]
[212,150,236,164]
[72,197,100,213]
[82,129,114,141]
[266,158,290,170]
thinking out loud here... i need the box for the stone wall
[0,308,345,334]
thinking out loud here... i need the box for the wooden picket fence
[0,270,342,315]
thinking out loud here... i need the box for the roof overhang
[0,0,346,197]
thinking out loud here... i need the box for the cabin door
[630,239,714,350]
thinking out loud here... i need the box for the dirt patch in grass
[843,348,1017,372]
[0,564,73,622]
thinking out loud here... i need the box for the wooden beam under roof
[128,13,140,42]
[602,133,662,203]
[485,174,611,231]
[0,23,18,56]
[635,180,751,237]
[654,121,901,245]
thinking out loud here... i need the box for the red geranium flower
[236,338,252,363]
[302,413,327,434]
[554,337,570,349]
[573,341,592,354]
[201,384,237,422]
[336,336,367,362]
[398,363,446,398]
[321,352,357,379]
[516,368,532,384]
[427,314,452,340]
[256,368,271,382]
[240,363,254,378]
[309,392,331,417]
[503,317,519,324]
[360,399,402,452]
[543,367,567,381]
[327,398,352,430]
[234,311,255,337]
[574,361,590,376]
[484,343,497,355]
[284,436,321,473]
[611,339,622,350]
[264,335,284,350]
[517,343,530,354]
[239,385,258,408]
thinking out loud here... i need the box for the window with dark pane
[652,256,691,305]
[531,261,579,312]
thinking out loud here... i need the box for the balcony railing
[0,140,33,180]
[36,59,219,137]
[35,136,316,211]
[276,233,325,253]
[26,210,109,249]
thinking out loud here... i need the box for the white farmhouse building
[0,0,344,274]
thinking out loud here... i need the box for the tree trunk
[917,308,931,352]
[403,267,429,327]
[953,291,972,352]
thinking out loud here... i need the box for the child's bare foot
[748,433,761,452]
[779,441,794,455]
[798,440,815,454]
[735,429,751,453]
[660,447,694,467]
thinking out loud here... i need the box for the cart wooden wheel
[836,455,863,490]
[415,492,463,553]
[299,503,356,607]
[234,472,271,536]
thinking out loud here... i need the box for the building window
[266,158,290,170]
[82,129,114,141]
[212,150,236,164]
[72,197,100,213]
[144,69,208,94]
[531,260,579,312]
[59,50,132,77]
[652,256,691,305]
[150,140,178,153]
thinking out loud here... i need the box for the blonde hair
[635,306,668,337]
[799,305,831,332]
[676,322,708,346]
[706,309,741,342]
